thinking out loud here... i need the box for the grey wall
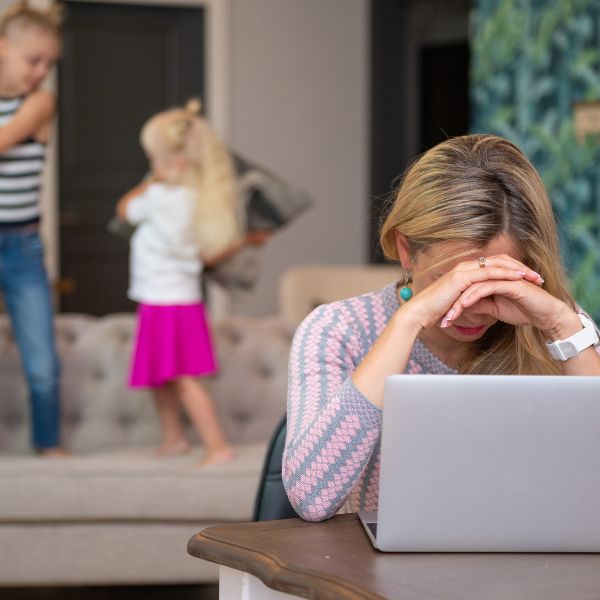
[230,0,370,316]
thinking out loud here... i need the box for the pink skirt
[128,303,218,388]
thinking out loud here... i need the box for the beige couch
[0,264,398,587]
[0,312,293,586]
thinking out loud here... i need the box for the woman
[283,134,600,522]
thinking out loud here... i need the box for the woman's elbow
[282,478,338,522]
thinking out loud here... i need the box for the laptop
[358,374,600,552]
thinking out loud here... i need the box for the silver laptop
[358,374,600,552]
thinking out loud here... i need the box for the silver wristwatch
[546,313,599,361]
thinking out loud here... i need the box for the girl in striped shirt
[0,1,64,455]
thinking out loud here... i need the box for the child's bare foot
[197,446,236,467]
[38,447,69,458]
[155,439,192,457]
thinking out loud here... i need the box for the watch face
[563,341,578,359]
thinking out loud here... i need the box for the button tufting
[258,365,273,378]
[234,412,249,424]
[67,412,81,426]
[119,414,134,428]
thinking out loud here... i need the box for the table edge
[187,517,384,600]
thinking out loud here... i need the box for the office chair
[253,415,298,521]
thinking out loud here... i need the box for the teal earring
[399,270,413,301]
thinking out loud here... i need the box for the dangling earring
[399,270,413,301]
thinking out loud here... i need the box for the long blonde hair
[0,1,64,37]
[380,134,574,375]
[140,100,241,259]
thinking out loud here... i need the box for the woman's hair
[0,1,64,38]
[140,99,241,258]
[380,134,574,375]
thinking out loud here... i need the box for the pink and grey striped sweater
[283,281,456,521]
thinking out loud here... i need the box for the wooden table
[187,513,600,600]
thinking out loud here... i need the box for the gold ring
[479,256,486,268]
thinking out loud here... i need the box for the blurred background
[7,0,598,320]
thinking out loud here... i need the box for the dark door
[58,2,204,315]
[419,42,470,152]
[369,0,470,262]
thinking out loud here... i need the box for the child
[117,100,248,465]
[0,1,65,456]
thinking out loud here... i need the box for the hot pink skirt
[128,303,218,388]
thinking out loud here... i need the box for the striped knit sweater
[283,281,456,522]
[0,96,46,226]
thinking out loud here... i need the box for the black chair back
[253,415,298,521]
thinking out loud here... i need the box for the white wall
[229,0,370,316]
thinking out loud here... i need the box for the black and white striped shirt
[0,96,45,226]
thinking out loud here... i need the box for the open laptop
[358,374,600,552]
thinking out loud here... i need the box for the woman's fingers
[460,280,525,307]
[471,255,544,286]
[441,278,531,327]
[419,255,541,329]
[449,265,528,293]
[440,278,550,328]
[435,267,526,327]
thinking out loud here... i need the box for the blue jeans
[0,230,61,449]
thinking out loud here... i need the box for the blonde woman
[116,101,258,465]
[283,134,600,521]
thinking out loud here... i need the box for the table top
[187,513,600,600]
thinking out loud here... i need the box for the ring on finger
[479,256,486,269]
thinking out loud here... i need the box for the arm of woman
[0,90,55,152]
[283,261,538,521]
[283,302,384,521]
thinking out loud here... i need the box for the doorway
[369,0,470,262]
[58,1,205,315]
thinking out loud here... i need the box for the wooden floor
[2,585,219,599]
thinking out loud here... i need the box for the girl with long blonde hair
[116,101,248,465]
[283,134,600,521]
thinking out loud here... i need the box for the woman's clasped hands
[401,243,579,341]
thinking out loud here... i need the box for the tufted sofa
[0,312,293,586]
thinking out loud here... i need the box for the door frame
[43,0,231,291]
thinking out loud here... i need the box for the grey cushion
[0,444,266,522]
[0,313,293,454]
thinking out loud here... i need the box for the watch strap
[546,313,599,361]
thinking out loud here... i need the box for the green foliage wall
[471,0,600,318]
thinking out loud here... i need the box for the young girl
[117,100,252,465]
[0,1,64,456]
[283,134,600,521]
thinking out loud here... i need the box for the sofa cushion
[0,443,267,522]
[0,313,293,453]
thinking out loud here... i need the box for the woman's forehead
[419,235,523,269]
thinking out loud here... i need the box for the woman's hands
[443,257,580,337]
[404,254,544,330]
